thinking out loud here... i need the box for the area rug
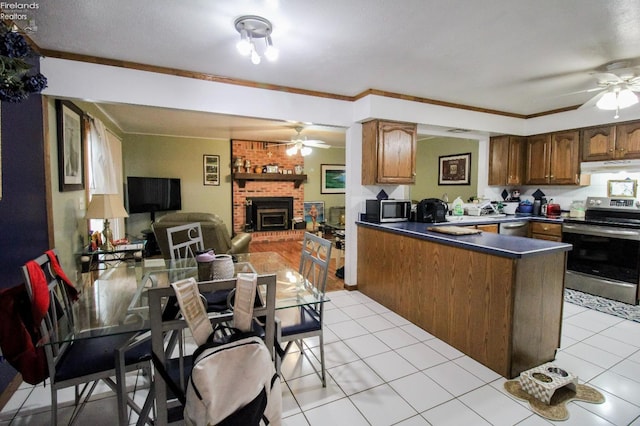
[504,379,605,421]
[564,288,640,323]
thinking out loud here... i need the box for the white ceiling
[24,0,640,144]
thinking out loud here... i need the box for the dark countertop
[435,214,564,227]
[356,220,572,259]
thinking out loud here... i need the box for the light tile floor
[2,290,640,425]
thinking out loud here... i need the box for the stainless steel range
[563,196,640,305]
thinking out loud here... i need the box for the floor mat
[564,289,640,323]
[504,379,604,421]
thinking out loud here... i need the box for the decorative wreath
[0,22,47,103]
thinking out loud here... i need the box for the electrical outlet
[78,197,85,210]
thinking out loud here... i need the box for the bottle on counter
[452,196,464,216]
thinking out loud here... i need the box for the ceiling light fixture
[234,15,278,65]
[596,85,639,119]
[286,142,313,156]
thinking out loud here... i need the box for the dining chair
[166,222,205,261]
[22,250,152,426]
[148,275,277,425]
[275,232,331,386]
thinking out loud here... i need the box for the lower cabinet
[529,222,562,241]
[464,223,499,233]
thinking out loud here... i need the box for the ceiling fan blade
[593,72,623,84]
[578,91,607,109]
[302,139,329,148]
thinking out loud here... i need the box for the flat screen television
[126,176,182,217]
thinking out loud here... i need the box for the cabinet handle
[550,175,554,179]
[619,148,626,152]
[609,148,614,152]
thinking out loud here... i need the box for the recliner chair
[152,212,251,259]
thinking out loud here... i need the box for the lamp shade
[85,194,129,219]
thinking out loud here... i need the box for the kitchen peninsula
[356,221,572,378]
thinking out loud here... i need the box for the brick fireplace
[232,140,306,243]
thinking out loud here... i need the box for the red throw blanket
[45,249,79,302]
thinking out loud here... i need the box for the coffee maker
[416,198,448,223]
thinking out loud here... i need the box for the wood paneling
[357,226,564,378]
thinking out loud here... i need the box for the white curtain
[87,117,126,240]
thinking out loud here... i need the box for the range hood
[581,159,640,173]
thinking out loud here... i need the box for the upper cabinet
[362,120,417,185]
[525,130,580,185]
[488,136,525,186]
[582,122,640,161]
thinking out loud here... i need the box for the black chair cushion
[280,306,321,337]
[54,332,151,382]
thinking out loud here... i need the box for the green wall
[122,134,232,238]
[303,147,346,212]
[411,137,479,203]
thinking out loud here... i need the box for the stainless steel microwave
[365,199,411,223]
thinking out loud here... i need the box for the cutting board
[428,226,482,235]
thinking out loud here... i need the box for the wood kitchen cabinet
[529,222,562,242]
[462,223,499,233]
[362,120,417,185]
[582,122,640,161]
[616,122,640,159]
[525,130,579,185]
[489,135,525,186]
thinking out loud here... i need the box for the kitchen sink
[445,214,506,223]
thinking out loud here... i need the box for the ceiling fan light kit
[234,15,278,65]
[283,126,330,156]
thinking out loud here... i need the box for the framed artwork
[321,164,346,194]
[438,152,471,185]
[303,201,325,231]
[203,154,220,186]
[56,100,85,192]
[608,179,637,198]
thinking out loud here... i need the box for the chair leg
[319,334,326,387]
[68,380,99,425]
[51,389,57,426]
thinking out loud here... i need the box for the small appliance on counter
[365,199,411,223]
[543,202,561,218]
[416,198,448,223]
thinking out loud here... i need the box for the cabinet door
[581,126,615,161]
[489,136,525,186]
[616,122,640,159]
[376,121,417,184]
[525,134,551,185]
[507,137,525,185]
[476,223,499,233]
[549,130,579,185]
[488,136,509,185]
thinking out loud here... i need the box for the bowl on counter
[518,203,533,214]
[502,202,519,215]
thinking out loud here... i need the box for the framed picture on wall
[203,154,220,186]
[438,152,471,185]
[56,100,85,192]
[303,201,325,231]
[321,164,346,194]
[608,179,637,198]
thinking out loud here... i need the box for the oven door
[562,223,640,304]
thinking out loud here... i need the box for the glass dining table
[65,251,328,425]
[70,251,327,338]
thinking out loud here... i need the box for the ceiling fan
[578,59,640,118]
[282,127,330,156]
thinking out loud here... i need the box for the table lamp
[85,194,129,251]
